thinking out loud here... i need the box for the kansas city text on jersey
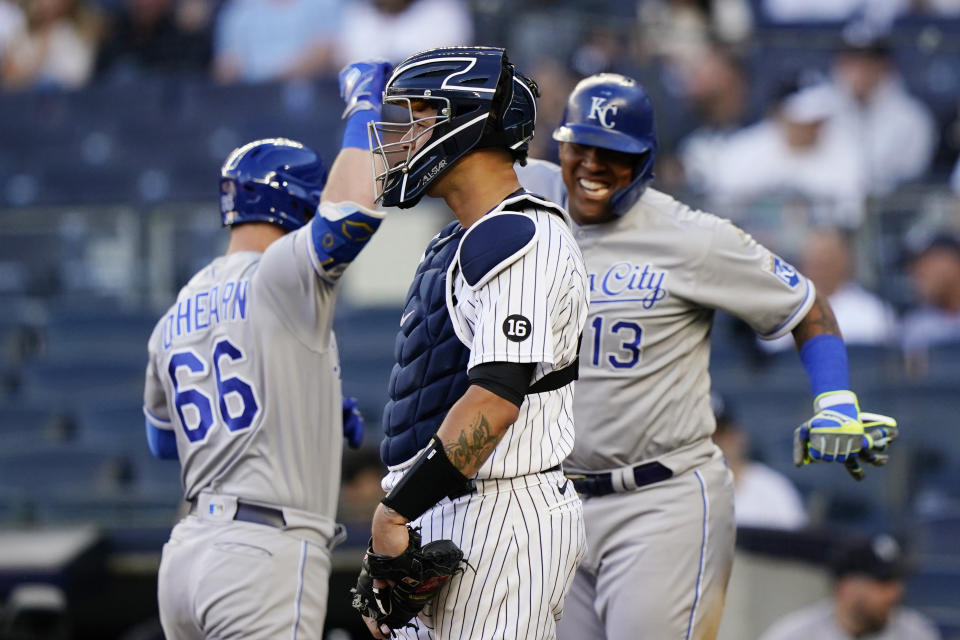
[588,261,668,308]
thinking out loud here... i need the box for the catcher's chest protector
[380,221,470,467]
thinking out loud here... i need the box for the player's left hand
[339,59,393,119]
[359,504,413,639]
[842,413,899,481]
[353,519,464,639]
[793,390,898,481]
[342,396,364,448]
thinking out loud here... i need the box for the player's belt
[189,499,286,529]
[567,461,673,497]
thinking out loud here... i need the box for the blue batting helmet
[553,73,658,215]
[219,138,327,232]
[371,46,539,209]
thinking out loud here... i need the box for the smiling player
[517,72,898,640]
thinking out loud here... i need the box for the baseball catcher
[352,527,465,635]
[349,45,587,640]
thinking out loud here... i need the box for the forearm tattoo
[443,411,500,476]
[793,293,842,346]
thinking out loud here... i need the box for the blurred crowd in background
[1,0,960,339]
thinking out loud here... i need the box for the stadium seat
[128,451,181,496]
[894,45,960,120]
[0,404,70,449]
[913,510,960,557]
[334,306,402,423]
[19,359,145,408]
[39,315,152,366]
[74,401,148,455]
[890,381,960,458]
[29,490,180,528]
[904,563,960,615]
[917,341,960,382]
[0,446,130,493]
[0,232,68,296]
[0,487,29,524]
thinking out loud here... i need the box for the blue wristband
[342,110,376,150]
[799,334,850,398]
[145,420,178,459]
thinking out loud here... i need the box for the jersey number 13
[589,316,644,369]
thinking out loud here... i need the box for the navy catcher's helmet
[370,46,539,209]
[219,138,327,232]
[553,73,658,215]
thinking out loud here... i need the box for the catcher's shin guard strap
[382,436,475,521]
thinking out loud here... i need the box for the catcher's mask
[219,138,327,232]
[553,73,658,216]
[369,46,539,209]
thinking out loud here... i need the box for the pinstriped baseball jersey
[448,198,587,479]
[143,201,379,521]
[517,165,814,475]
[382,192,589,640]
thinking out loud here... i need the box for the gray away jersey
[518,162,814,474]
[143,203,369,521]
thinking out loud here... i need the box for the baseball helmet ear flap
[477,64,539,165]
[554,73,658,215]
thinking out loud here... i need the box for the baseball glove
[351,526,465,634]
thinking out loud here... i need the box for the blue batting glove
[342,396,365,449]
[339,60,393,119]
[844,413,900,479]
[793,391,899,481]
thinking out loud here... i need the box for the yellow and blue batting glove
[793,391,898,481]
[844,412,899,480]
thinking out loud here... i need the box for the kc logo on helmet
[588,97,619,129]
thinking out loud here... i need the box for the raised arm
[298,60,393,284]
[321,60,393,209]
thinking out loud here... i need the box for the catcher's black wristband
[382,436,475,521]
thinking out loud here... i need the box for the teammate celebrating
[517,73,899,640]
[142,61,392,638]
[352,46,589,640]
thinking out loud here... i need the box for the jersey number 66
[167,339,260,442]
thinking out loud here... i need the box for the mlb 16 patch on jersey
[503,314,532,342]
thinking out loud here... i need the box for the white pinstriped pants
[397,468,586,640]
[157,516,331,639]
